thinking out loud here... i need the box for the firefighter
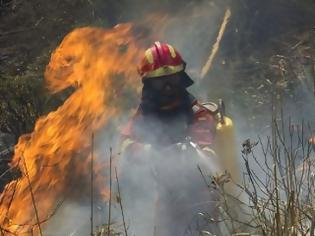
[119,41,239,235]
[122,42,215,152]
[121,42,237,172]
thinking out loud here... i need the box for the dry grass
[92,224,121,236]
[206,120,315,236]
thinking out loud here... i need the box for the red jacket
[121,100,217,148]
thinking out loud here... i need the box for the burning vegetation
[0,24,144,235]
[0,0,315,235]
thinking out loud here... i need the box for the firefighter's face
[147,74,184,108]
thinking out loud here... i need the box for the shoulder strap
[200,102,219,114]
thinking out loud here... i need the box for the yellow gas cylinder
[214,108,245,231]
[213,101,240,185]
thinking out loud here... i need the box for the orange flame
[0,23,145,235]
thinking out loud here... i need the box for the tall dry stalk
[90,133,94,236]
[107,148,112,236]
[22,156,43,236]
[200,8,231,79]
[115,167,128,236]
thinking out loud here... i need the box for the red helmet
[138,42,194,87]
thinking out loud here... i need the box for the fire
[0,24,145,235]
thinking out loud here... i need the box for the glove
[121,137,152,154]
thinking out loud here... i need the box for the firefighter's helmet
[138,42,194,87]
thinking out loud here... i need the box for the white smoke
[41,1,236,235]
[42,0,315,235]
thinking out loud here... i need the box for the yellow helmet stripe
[167,44,177,58]
[143,64,184,78]
[145,48,154,64]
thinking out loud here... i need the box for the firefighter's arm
[120,109,152,154]
[120,136,151,154]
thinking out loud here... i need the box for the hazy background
[1,0,315,235]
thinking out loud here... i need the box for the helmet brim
[181,71,194,87]
[142,71,194,87]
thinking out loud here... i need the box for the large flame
[0,23,145,235]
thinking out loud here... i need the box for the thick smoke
[117,137,222,236]
[41,0,315,235]
[110,2,233,236]
[40,1,237,236]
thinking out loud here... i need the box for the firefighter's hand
[175,142,188,151]
[131,142,151,153]
[121,138,152,154]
